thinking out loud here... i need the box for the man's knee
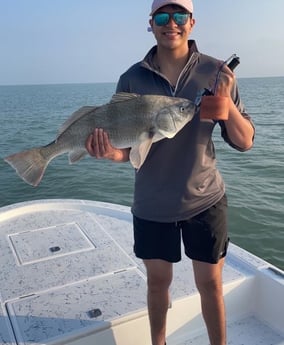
[144,259,173,291]
[195,276,223,297]
[193,259,224,296]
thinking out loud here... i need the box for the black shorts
[133,194,229,264]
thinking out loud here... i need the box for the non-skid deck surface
[0,199,283,345]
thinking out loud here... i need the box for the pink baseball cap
[150,0,194,15]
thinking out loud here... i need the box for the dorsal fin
[57,106,97,137]
[109,92,140,104]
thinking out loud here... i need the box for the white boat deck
[0,199,283,345]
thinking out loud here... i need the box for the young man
[86,1,255,344]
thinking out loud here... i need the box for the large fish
[4,92,196,186]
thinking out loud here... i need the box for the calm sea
[0,78,283,270]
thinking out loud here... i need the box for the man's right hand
[85,128,130,162]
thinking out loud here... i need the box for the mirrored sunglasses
[153,12,190,26]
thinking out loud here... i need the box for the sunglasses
[153,12,190,26]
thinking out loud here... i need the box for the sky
[0,0,283,85]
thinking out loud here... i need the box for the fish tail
[4,147,49,187]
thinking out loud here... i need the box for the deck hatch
[6,269,147,345]
[8,222,95,265]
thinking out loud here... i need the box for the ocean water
[0,78,283,270]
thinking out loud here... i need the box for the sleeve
[116,75,130,93]
[218,81,255,152]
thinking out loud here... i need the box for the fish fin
[151,132,166,143]
[4,148,48,187]
[109,92,140,104]
[58,106,97,137]
[158,129,176,138]
[69,149,87,164]
[129,137,154,169]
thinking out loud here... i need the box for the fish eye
[180,106,185,112]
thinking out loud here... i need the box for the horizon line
[1,75,284,87]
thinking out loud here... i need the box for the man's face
[149,5,195,50]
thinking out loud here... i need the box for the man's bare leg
[193,258,226,345]
[144,259,173,345]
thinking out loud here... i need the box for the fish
[4,92,196,186]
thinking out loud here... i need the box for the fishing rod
[211,54,240,95]
[198,54,240,120]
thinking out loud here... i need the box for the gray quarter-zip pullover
[116,40,254,222]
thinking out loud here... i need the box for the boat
[0,199,283,345]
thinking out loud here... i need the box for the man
[86,1,255,344]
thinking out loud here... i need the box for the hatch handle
[87,308,102,318]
